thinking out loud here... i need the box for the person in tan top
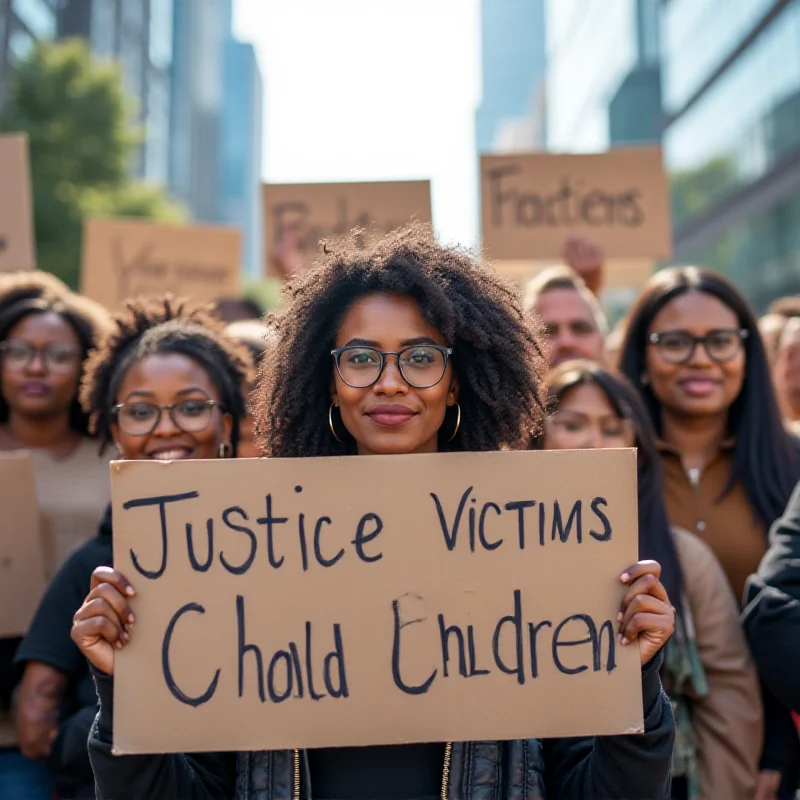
[0,273,111,797]
[536,360,763,800]
[618,267,800,799]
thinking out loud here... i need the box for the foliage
[0,39,185,288]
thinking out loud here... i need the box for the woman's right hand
[70,567,136,676]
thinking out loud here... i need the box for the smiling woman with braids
[72,225,676,800]
[15,296,251,799]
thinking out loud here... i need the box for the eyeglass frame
[330,344,454,389]
[647,328,749,364]
[112,397,224,436]
[0,340,82,372]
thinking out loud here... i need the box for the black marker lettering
[185,520,213,572]
[479,502,503,550]
[314,516,343,568]
[323,624,349,698]
[492,589,525,685]
[504,500,536,550]
[124,492,199,580]
[266,651,293,703]
[162,602,219,707]
[467,626,491,677]
[431,487,473,551]
[288,642,305,699]
[391,596,437,695]
[353,513,384,563]
[552,500,582,543]
[220,506,257,575]
[589,497,612,541]
[237,595,264,702]
[257,494,288,568]
[528,620,553,678]
[304,622,325,700]
[438,614,467,677]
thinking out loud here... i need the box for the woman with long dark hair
[70,225,676,799]
[534,360,762,799]
[618,266,800,799]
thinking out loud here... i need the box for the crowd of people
[0,224,798,800]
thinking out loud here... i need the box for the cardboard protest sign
[111,448,642,754]
[0,133,36,272]
[480,147,672,264]
[262,180,432,278]
[0,452,46,637]
[80,218,242,308]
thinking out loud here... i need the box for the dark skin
[71,293,673,677]
[0,311,83,457]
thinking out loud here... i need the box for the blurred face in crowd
[644,289,746,420]
[331,293,458,456]
[111,353,232,461]
[0,311,82,420]
[774,317,800,419]
[543,381,635,451]
[534,288,605,368]
[759,313,785,367]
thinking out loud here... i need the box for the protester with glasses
[534,360,762,800]
[72,225,675,800]
[618,266,800,800]
[0,273,110,800]
[13,296,252,800]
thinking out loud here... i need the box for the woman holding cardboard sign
[15,296,252,799]
[73,225,676,800]
[535,360,763,800]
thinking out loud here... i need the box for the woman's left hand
[618,560,675,666]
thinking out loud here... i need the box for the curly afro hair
[0,271,112,435]
[80,295,254,454]
[255,223,547,457]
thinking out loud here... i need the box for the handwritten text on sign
[262,180,432,278]
[111,449,642,754]
[80,217,241,308]
[480,148,672,261]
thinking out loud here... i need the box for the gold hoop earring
[329,404,344,444]
[448,403,461,442]
[218,441,233,459]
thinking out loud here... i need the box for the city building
[475,0,547,153]
[662,0,800,310]
[56,0,171,183]
[0,0,62,109]
[219,35,263,278]
[545,0,662,152]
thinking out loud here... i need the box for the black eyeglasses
[331,345,453,389]
[0,340,81,373]
[648,328,749,364]
[113,398,222,436]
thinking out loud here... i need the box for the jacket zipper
[292,741,454,800]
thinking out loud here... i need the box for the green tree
[0,39,184,288]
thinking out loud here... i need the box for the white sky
[232,0,482,247]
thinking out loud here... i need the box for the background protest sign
[0,133,36,272]
[111,448,643,755]
[80,217,242,308]
[480,147,672,273]
[0,452,46,637]
[262,180,432,278]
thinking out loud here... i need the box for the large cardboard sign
[480,148,672,262]
[111,449,642,754]
[80,218,242,308]
[0,133,36,272]
[262,180,432,278]
[0,452,46,637]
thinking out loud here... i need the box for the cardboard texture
[80,217,242,308]
[0,133,36,272]
[262,180,432,278]
[111,449,643,755]
[480,148,672,262]
[494,258,655,291]
[0,452,46,637]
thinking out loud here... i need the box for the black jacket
[743,480,800,792]
[87,652,674,800]
[14,507,113,800]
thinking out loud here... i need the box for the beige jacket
[673,527,764,799]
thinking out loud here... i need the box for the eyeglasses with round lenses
[113,398,221,436]
[648,328,748,365]
[0,340,81,373]
[331,345,453,389]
